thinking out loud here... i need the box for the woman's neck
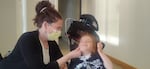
[38,29,49,49]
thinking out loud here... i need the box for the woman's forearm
[57,47,81,69]
[57,53,70,69]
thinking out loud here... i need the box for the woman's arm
[97,42,113,69]
[57,47,81,69]
[19,33,81,69]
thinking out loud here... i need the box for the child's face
[79,35,94,55]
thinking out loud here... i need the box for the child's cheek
[79,46,85,51]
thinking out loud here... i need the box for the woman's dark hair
[33,1,62,28]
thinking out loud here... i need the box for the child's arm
[97,42,113,69]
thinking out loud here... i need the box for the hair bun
[35,1,54,14]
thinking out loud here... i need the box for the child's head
[78,32,97,56]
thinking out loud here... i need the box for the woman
[68,32,113,69]
[0,1,81,69]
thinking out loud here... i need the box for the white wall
[0,0,17,57]
[26,0,39,31]
[0,0,59,57]
[0,0,36,57]
[82,0,150,69]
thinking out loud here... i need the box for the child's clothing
[68,52,106,69]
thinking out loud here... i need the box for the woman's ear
[41,21,50,33]
[43,21,49,29]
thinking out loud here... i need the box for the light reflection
[107,35,119,46]
[97,33,119,46]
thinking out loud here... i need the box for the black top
[68,52,106,69]
[0,30,63,69]
[0,53,2,61]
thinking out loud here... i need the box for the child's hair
[79,31,98,53]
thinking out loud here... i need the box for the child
[68,32,113,69]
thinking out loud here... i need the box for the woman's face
[48,19,63,32]
[79,35,94,55]
[45,19,63,40]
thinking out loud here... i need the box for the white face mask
[47,30,61,41]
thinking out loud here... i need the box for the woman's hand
[57,47,81,69]
[68,47,82,59]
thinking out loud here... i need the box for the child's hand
[97,42,103,53]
